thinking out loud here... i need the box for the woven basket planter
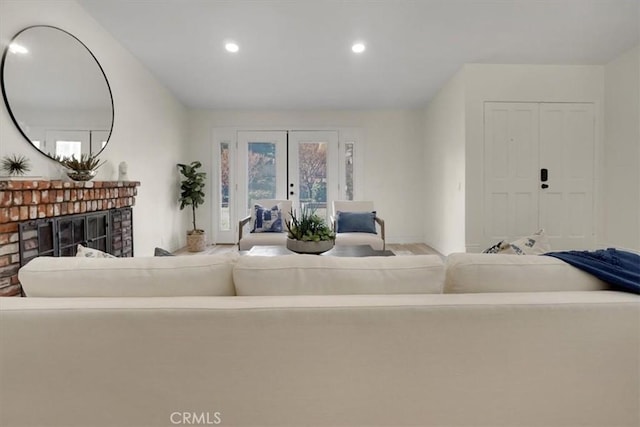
[186,231,206,252]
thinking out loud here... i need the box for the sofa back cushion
[19,255,237,297]
[445,253,607,293]
[233,255,444,295]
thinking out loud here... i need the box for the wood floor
[174,243,441,256]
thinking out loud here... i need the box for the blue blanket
[544,248,640,294]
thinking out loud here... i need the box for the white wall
[0,0,189,255]
[603,46,640,250]
[423,69,466,255]
[463,64,605,252]
[187,109,425,244]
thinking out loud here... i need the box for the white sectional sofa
[1,253,638,427]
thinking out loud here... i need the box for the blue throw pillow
[252,203,283,233]
[336,211,377,234]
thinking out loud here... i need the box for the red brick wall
[0,180,140,297]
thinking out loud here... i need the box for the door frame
[211,126,364,244]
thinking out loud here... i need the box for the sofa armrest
[238,216,251,248]
[375,216,385,249]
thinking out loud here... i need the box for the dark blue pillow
[336,211,377,234]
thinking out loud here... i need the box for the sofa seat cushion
[19,254,238,297]
[445,253,607,293]
[233,254,444,295]
[334,233,384,251]
[238,232,288,251]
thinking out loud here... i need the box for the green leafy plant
[286,206,335,242]
[1,154,31,176]
[57,154,105,172]
[177,161,206,233]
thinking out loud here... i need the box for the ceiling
[78,0,639,110]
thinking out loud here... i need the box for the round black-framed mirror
[1,25,114,161]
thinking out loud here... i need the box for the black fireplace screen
[18,207,132,265]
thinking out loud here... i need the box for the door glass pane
[345,142,354,201]
[247,142,276,209]
[219,142,230,231]
[298,141,327,219]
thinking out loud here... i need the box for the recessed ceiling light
[9,43,28,54]
[225,42,239,53]
[351,43,366,54]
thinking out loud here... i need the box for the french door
[236,131,288,215]
[288,131,339,220]
[216,130,339,244]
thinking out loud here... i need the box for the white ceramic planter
[286,238,334,255]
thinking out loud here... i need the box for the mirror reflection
[1,25,113,160]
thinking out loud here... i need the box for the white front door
[483,102,595,251]
[484,102,540,244]
[539,103,595,249]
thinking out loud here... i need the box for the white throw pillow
[233,255,445,295]
[76,244,116,258]
[20,254,238,297]
[502,229,551,255]
[483,229,551,255]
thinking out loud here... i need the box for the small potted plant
[1,154,31,177]
[57,154,105,181]
[177,161,207,252]
[285,206,335,254]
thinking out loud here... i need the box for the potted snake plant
[285,206,335,254]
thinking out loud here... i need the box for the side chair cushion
[336,211,377,234]
[252,203,283,233]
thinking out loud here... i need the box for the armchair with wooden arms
[238,199,292,250]
[331,201,385,251]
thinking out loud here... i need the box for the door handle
[541,184,549,189]
[540,168,548,182]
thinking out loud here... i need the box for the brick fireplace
[0,180,140,297]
